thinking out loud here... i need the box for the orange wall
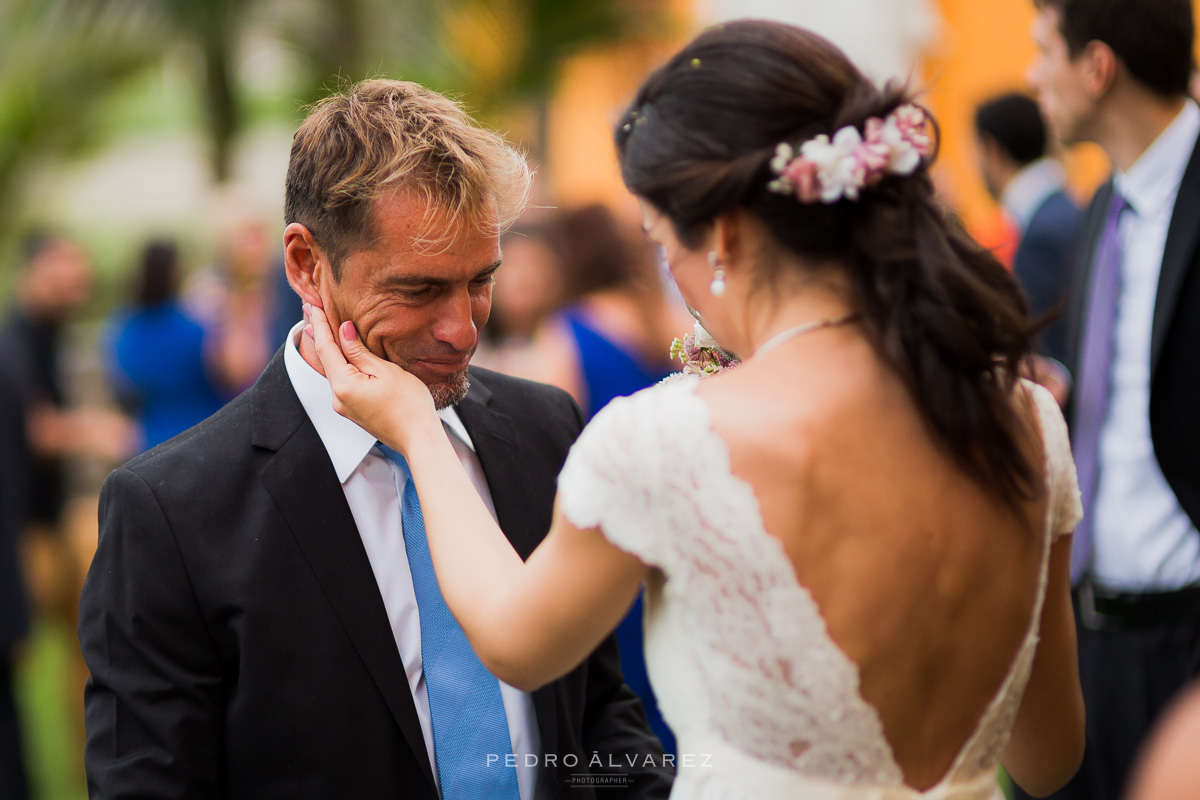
[545,0,692,222]
[926,0,1109,232]
[548,2,1200,227]
[547,41,678,222]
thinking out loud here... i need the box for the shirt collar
[1001,157,1067,230]
[283,321,476,484]
[1115,100,1200,218]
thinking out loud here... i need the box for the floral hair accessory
[766,103,933,204]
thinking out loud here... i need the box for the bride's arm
[307,305,648,692]
[1001,534,1085,795]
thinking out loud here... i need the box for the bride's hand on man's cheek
[304,303,436,449]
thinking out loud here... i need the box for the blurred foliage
[270,0,450,104]
[152,0,247,183]
[438,0,659,104]
[435,0,666,162]
[0,0,666,267]
[270,0,667,162]
[0,0,165,244]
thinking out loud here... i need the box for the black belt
[1076,581,1200,631]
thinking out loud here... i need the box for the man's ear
[283,222,330,308]
[1080,40,1119,98]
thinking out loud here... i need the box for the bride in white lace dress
[306,20,1085,799]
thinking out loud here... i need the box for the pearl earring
[708,250,726,297]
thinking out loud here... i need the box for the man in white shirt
[1027,2,1200,799]
[974,91,1082,364]
[79,79,672,800]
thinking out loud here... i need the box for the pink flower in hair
[801,126,867,202]
[880,104,933,174]
[767,103,934,204]
[858,118,892,185]
[782,156,821,202]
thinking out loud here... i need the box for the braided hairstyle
[616,20,1039,507]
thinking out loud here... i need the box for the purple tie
[1070,190,1127,583]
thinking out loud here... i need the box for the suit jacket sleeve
[79,466,225,799]
[577,632,674,797]
[552,391,674,797]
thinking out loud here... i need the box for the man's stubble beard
[429,369,471,410]
[338,305,471,409]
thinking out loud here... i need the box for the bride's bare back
[700,329,1048,790]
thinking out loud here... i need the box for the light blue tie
[376,444,521,800]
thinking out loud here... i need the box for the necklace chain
[752,312,860,360]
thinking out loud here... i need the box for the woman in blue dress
[108,241,228,451]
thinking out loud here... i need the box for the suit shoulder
[469,366,580,411]
[1024,200,1082,245]
[1034,191,1083,223]
[118,390,252,478]
[466,367,585,443]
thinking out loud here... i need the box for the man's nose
[433,288,478,351]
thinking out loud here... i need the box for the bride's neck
[741,279,857,356]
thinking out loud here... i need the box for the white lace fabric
[557,377,1082,799]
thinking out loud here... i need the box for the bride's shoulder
[557,376,709,553]
[1014,378,1070,454]
[564,375,710,474]
[1014,377,1081,538]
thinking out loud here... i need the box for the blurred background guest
[474,216,568,375]
[106,240,228,452]
[0,363,32,800]
[974,92,1082,365]
[520,203,688,417]
[0,235,97,539]
[0,232,136,798]
[185,216,282,396]
[0,233,136,542]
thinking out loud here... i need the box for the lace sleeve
[1026,381,1083,539]
[557,381,699,567]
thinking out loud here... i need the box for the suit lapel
[453,376,561,761]
[1152,134,1200,375]
[252,353,437,790]
[455,380,543,559]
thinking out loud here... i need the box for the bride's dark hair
[616,20,1038,506]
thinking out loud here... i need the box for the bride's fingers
[335,318,390,376]
[306,304,358,385]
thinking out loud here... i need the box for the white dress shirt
[283,322,541,798]
[1092,100,1200,591]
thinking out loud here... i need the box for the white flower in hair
[801,126,867,202]
[766,103,933,204]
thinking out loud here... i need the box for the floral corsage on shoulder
[663,321,741,383]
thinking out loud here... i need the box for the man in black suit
[974,92,1082,364]
[0,362,30,800]
[1027,1,1200,799]
[78,79,672,800]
